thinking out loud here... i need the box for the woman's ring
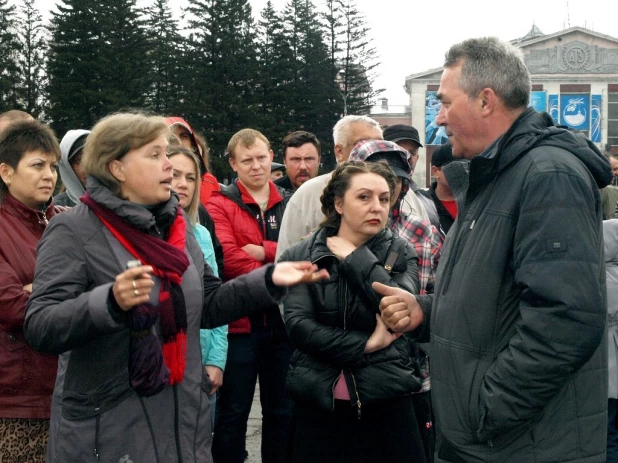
[134,288,140,297]
[132,280,137,290]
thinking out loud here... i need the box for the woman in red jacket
[0,120,61,462]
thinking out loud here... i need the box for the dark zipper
[341,278,362,419]
[440,176,498,295]
[173,385,183,463]
[93,415,100,460]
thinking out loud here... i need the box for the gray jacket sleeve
[476,161,606,441]
[25,215,127,355]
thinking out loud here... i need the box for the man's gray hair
[332,115,382,147]
[444,37,531,110]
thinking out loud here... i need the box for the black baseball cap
[383,124,423,148]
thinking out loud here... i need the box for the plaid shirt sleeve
[390,216,443,295]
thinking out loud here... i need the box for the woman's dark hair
[0,119,60,204]
[320,160,396,230]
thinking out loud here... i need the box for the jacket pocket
[0,331,28,393]
[286,350,339,411]
[54,394,158,462]
[61,368,133,420]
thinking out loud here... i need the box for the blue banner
[549,94,559,124]
[529,91,547,112]
[560,94,590,130]
[591,94,602,143]
[425,91,448,145]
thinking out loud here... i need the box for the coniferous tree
[185,0,259,181]
[281,0,339,170]
[15,0,47,119]
[47,0,151,135]
[335,0,383,116]
[143,0,185,114]
[47,0,101,134]
[97,0,151,111]
[256,1,295,156]
[0,0,20,112]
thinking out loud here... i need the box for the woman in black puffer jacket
[279,161,426,463]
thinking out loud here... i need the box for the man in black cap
[383,124,440,232]
[270,162,285,181]
[420,143,458,234]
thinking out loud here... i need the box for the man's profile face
[283,142,320,189]
[436,63,484,160]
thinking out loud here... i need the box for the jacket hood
[495,108,612,188]
[165,117,208,176]
[604,219,618,264]
[58,129,90,205]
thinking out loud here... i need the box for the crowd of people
[0,35,616,463]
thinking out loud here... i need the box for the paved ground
[245,386,262,463]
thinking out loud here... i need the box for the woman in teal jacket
[169,145,227,424]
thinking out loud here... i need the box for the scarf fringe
[162,331,187,384]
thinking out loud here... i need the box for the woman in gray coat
[24,112,327,463]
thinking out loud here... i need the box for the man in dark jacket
[377,36,611,463]
[274,130,321,192]
[419,143,458,234]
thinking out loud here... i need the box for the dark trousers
[287,396,426,463]
[212,322,294,463]
[609,399,618,463]
[412,391,435,463]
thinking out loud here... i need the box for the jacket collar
[1,193,55,227]
[220,179,285,211]
[85,176,179,233]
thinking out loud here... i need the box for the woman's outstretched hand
[271,262,329,287]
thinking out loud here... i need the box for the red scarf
[82,193,190,385]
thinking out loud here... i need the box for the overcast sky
[34,0,618,105]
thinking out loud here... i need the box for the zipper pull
[93,447,100,460]
[154,224,161,235]
[470,219,476,230]
[356,399,362,419]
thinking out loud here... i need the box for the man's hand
[242,244,265,262]
[205,366,223,396]
[372,281,423,333]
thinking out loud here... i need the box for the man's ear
[334,144,346,164]
[479,88,497,115]
[228,156,237,172]
[108,160,126,182]
[431,165,439,178]
[269,149,274,162]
